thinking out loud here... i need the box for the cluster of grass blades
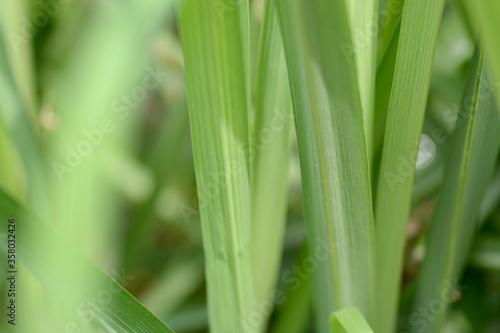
[1,0,500,332]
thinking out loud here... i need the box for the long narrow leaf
[277,0,376,330]
[411,47,500,333]
[378,0,404,62]
[250,0,293,329]
[0,15,49,217]
[0,187,175,332]
[374,0,446,331]
[463,0,500,113]
[177,1,255,332]
[373,21,400,182]
[345,0,378,161]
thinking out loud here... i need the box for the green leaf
[330,308,374,333]
[411,46,500,333]
[373,0,446,331]
[250,0,293,326]
[0,187,175,333]
[0,0,37,117]
[0,14,49,217]
[463,0,500,113]
[43,0,174,270]
[451,0,476,39]
[177,1,256,331]
[378,0,404,62]
[373,21,400,181]
[346,0,378,161]
[277,0,376,330]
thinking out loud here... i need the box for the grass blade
[0,15,49,217]
[373,21,400,182]
[330,308,374,333]
[177,1,255,331]
[374,0,446,331]
[250,0,293,328]
[346,0,378,161]
[378,0,404,62]
[463,0,500,112]
[411,47,500,333]
[0,188,175,332]
[373,0,404,160]
[277,0,376,330]
[0,0,36,117]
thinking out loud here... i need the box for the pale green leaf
[0,188,175,333]
[178,0,255,331]
[0,15,49,217]
[346,0,378,161]
[250,0,293,327]
[330,308,374,333]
